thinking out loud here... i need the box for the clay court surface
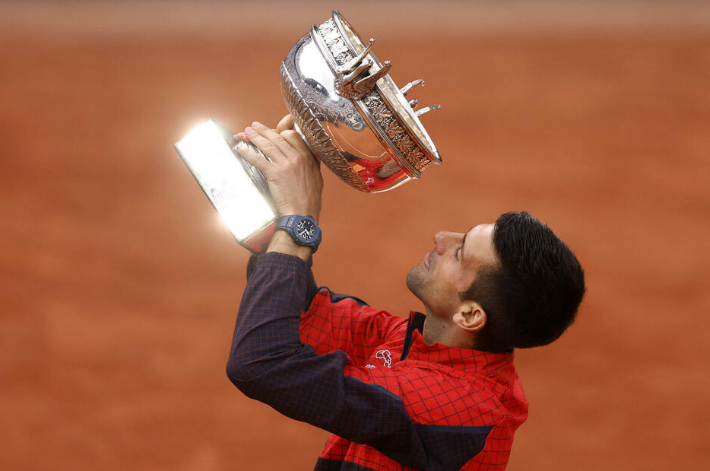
[1,1,708,470]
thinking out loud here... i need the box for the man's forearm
[227,252,308,384]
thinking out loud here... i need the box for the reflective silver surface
[280,10,441,193]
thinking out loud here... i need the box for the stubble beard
[406,266,425,301]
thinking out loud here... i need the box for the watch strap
[275,215,322,252]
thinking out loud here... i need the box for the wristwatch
[275,215,322,252]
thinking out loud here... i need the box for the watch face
[296,219,316,242]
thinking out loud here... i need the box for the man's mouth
[424,252,431,270]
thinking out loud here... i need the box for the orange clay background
[1,1,708,470]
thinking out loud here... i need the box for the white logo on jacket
[375,350,392,368]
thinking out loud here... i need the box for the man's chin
[406,268,425,299]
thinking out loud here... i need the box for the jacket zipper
[399,313,417,361]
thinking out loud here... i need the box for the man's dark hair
[461,212,585,351]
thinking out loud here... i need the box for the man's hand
[234,119,323,260]
[235,120,323,221]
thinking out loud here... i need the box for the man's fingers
[276,114,295,133]
[236,119,316,177]
[234,141,270,174]
[280,130,317,164]
[248,122,301,161]
[233,132,250,143]
[245,125,289,163]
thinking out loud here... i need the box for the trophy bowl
[175,10,442,252]
[281,10,441,193]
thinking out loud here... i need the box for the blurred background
[1,1,708,470]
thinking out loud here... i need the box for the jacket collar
[402,312,515,377]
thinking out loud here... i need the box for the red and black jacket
[227,253,528,471]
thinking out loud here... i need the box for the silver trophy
[175,10,441,252]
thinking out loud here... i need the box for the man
[226,117,585,471]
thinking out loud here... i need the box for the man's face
[407,224,498,318]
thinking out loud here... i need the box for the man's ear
[452,301,487,334]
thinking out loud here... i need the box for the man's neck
[421,312,444,345]
[422,309,476,349]
[421,310,456,346]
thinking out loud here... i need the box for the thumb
[280,130,315,161]
[276,114,295,133]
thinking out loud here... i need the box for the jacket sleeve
[247,252,319,307]
[249,250,405,362]
[227,252,491,471]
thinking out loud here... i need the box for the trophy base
[174,119,278,254]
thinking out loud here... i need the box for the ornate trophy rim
[328,10,442,169]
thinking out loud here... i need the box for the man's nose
[434,231,458,254]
